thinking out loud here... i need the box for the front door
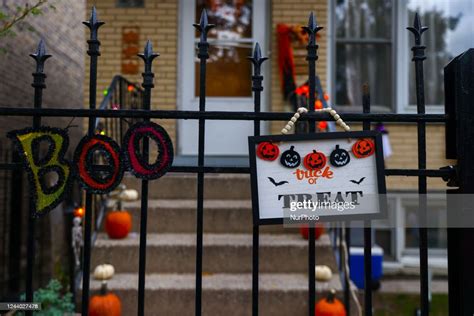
[179,0,268,156]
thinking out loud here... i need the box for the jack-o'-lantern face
[280,146,301,168]
[256,142,279,161]
[352,138,375,158]
[330,145,350,167]
[303,150,326,170]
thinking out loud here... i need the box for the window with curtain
[334,0,473,112]
[195,0,253,97]
[406,0,473,107]
[334,0,393,111]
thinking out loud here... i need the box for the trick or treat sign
[248,131,387,225]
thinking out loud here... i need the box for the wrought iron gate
[2,6,473,316]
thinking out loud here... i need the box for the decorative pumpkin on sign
[280,146,301,168]
[303,150,326,170]
[256,142,280,161]
[314,289,346,316]
[105,210,132,239]
[352,138,375,158]
[329,145,350,167]
[89,264,122,316]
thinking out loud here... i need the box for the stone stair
[88,174,349,315]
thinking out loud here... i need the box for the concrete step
[87,273,345,316]
[121,173,251,200]
[122,199,292,234]
[92,233,338,274]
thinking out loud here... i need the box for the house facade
[85,0,472,271]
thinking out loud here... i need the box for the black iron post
[248,42,267,316]
[445,49,474,316]
[82,7,104,316]
[25,39,51,316]
[362,84,372,316]
[136,40,159,316]
[193,10,214,316]
[407,13,429,316]
[303,12,323,316]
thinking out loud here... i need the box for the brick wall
[0,0,86,295]
[84,0,178,141]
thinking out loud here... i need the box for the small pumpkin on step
[315,289,346,316]
[89,264,122,316]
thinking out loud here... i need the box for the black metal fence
[2,6,472,316]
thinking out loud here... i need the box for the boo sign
[248,131,387,225]
[7,121,173,217]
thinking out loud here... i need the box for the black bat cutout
[268,177,289,186]
[350,177,366,185]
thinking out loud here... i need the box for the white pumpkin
[93,264,115,281]
[315,265,332,282]
[119,189,138,201]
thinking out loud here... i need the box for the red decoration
[74,207,85,218]
[299,225,325,240]
[315,290,346,316]
[256,142,280,161]
[352,138,375,158]
[105,210,132,239]
[303,150,327,170]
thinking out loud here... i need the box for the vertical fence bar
[407,13,429,316]
[362,83,372,316]
[136,40,159,316]
[344,225,351,315]
[303,12,323,315]
[249,43,267,316]
[25,40,51,315]
[193,10,214,315]
[82,7,103,316]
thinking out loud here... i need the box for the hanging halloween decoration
[122,121,174,180]
[74,134,124,194]
[352,138,375,158]
[375,123,392,158]
[303,149,327,170]
[7,127,71,217]
[329,145,350,167]
[280,146,301,168]
[256,142,279,161]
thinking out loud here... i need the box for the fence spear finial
[303,12,323,45]
[248,42,268,69]
[30,39,51,74]
[83,6,105,40]
[407,12,428,45]
[193,9,215,42]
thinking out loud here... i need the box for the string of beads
[281,107,351,134]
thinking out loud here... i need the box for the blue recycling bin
[349,246,383,289]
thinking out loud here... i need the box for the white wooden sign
[248,131,387,225]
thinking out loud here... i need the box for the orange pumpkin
[105,210,132,239]
[352,138,375,158]
[299,225,325,240]
[89,283,122,316]
[303,150,327,170]
[315,290,346,316]
[256,142,280,161]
